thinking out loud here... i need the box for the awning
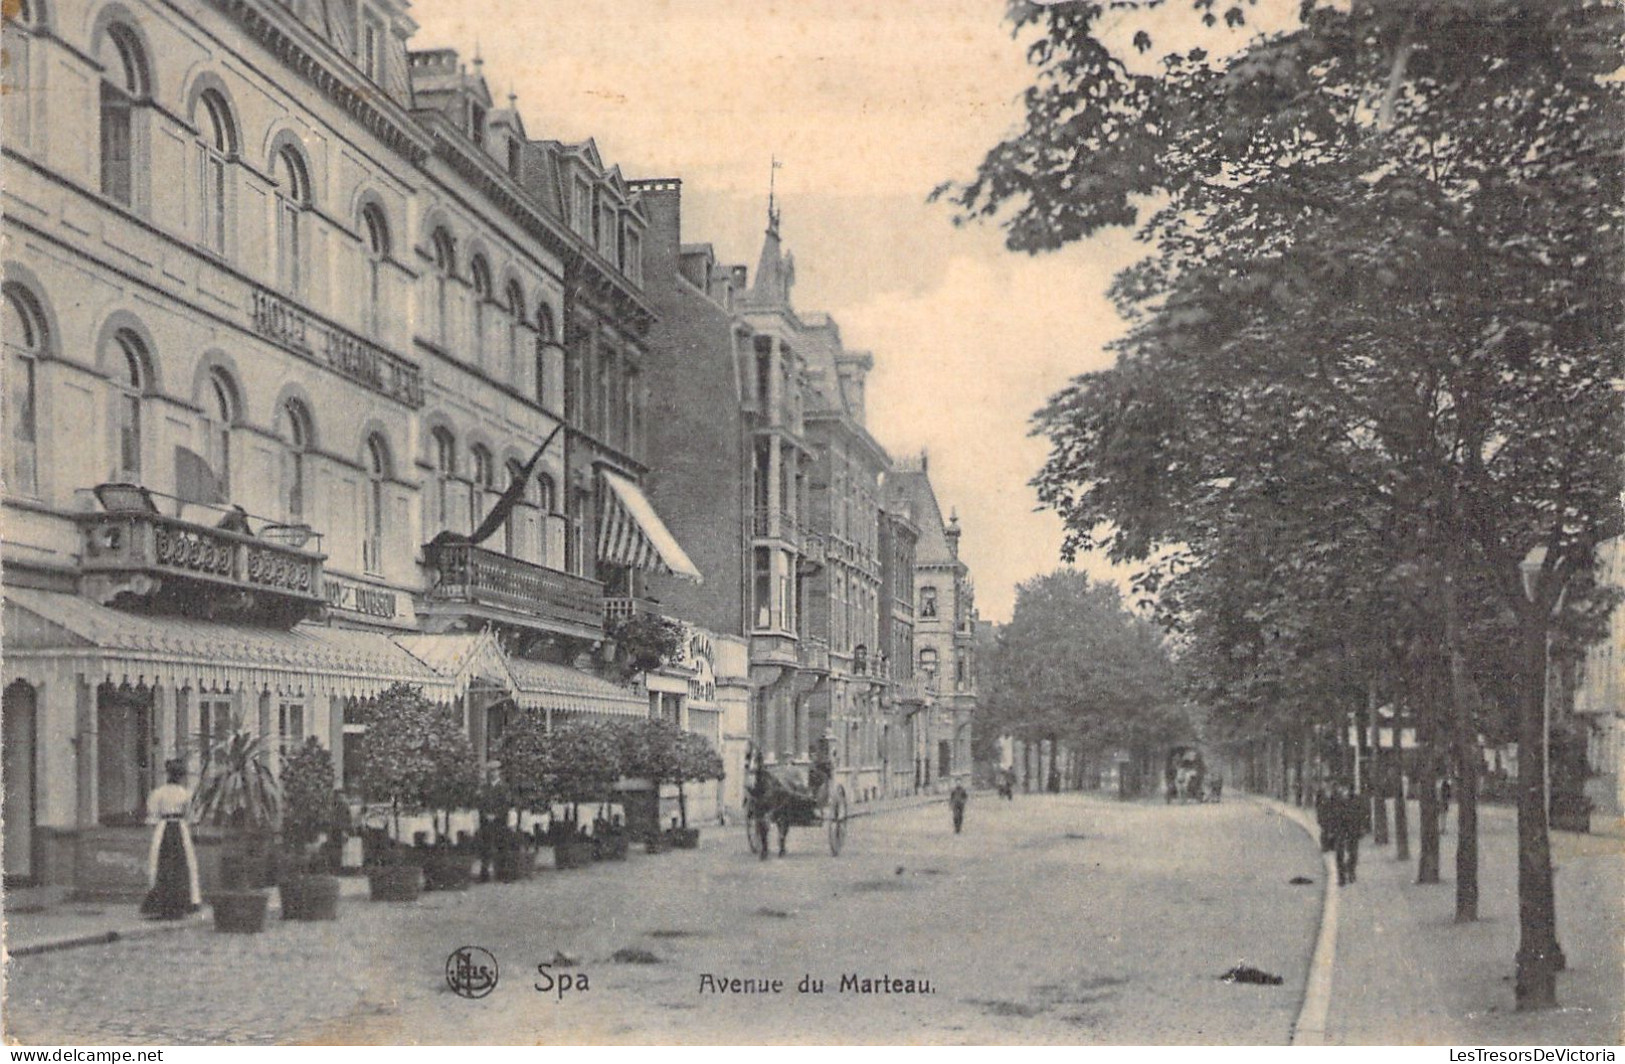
[598,469,703,583]
[2,587,449,700]
[393,630,516,700]
[508,656,650,718]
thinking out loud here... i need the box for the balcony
[423,540,604,635]
[752,506,800,546]
[601,596,661,624]
[798,636,831,675]
[77,506,325,620]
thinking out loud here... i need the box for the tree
[542,717,624,825]
[358,683,472,840]
[944,0,1623,1009]
[674,730,725,830]
[987,570,1193,787]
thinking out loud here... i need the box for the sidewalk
[1258,795,1622,1045]
[3,876,374,959]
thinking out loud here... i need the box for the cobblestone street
[5,794,1323,1045]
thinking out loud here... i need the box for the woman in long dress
[141,759,201,919]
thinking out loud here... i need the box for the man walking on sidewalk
[1328,782,1365,886]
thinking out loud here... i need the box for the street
[4,794,1322,1045]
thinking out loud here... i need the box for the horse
[745,746,830,860]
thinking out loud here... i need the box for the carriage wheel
[745,800,762,854]
[827,787,848,856]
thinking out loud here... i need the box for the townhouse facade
[0,0,707,892]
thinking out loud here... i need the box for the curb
[1248,796,1339,1046]
[7,916,203,959]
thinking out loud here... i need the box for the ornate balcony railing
[424,540,604,631]
[602,596,660,624]
[249,286,423,408]
[78,510,325,609]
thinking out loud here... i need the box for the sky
[409,0,1177,621]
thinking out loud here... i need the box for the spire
[767,155,783,235]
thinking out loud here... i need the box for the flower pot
[667,827,701,850]
[594,833,629,861]
[644,833,671,855]
[554,839,595,869]
[278,874,340,921]
[212,890,270,933]
[423,851,473,891]
[494,846,534,882]
[366,864,422,902]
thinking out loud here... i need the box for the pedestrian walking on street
[949,783,968,834]
[141,759,201,919]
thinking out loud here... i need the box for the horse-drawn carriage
[744,739,850,858]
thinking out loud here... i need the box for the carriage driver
[808,734,837,801]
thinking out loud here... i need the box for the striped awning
[508,656,651,718]
[2,587,449,700]
[597,469,703,583]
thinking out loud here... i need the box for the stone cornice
[204,0,433,166]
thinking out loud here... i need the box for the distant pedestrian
[1327,782,1365,886]
[141,759,201,919]
[1438,777,1452,836]
[949,784,968,834]
[1209,776,1223,803]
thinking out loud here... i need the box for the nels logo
[446,946,499,999]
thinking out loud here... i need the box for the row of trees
[943,0,1622,1010]
[359,684,723,842]
[979,570,1197,790]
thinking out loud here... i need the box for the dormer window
[360,11,384,83]
[507,137,521,177]
[571,177,592,236]
[623,229,642,284]
[596,204,617,260]
[470,102,486,146]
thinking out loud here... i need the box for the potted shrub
[356,684,449,902]
[669,730,725,849]
[543,718,622,869]
[619,718,683,848]
[492,709,554,880]
[606,612,685,681]
[192,727,282,933]
[277,737,341,920]
[420,718,482,892]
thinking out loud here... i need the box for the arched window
[536,472,556,514]
[470,443,495,537]
[920,586,938,619]
[360,203,390,338]
[278,399,312,521]
[363,434,390,575]
[504,280,525,386]
[99,24,148,207]
[503,458,525,557]
[4,285,46,496]
[534,303,556,409]
[431,427,456,533]
[194,90,236,254]
[273,145,311,295]
[469,255,493,370]
[109,329,149,482]
[431,228,456,347]
[919,647,938,681]
[202,369,238,496]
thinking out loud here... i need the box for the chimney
[945,508,961,561]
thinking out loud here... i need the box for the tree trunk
[1442,546,1479,922]
[1022,741,1033,793]
[1416,664,1441,884]
[1514,617,1562,1009]
[1048,734,1061,793]
[678,780,688,830]
[1393,770,1410,861]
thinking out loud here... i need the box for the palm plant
[192,727,282,831]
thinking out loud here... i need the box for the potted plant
[356,684,447,902]
[606,612,686,681]
[420,716,482,892]
[669,729,725,849]
[492,708,554,880]
[191,726,282,933]
[542,718,622,869]
[618,718,683,848]
[277,737,341,920]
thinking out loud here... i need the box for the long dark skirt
[141,822,198,919]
